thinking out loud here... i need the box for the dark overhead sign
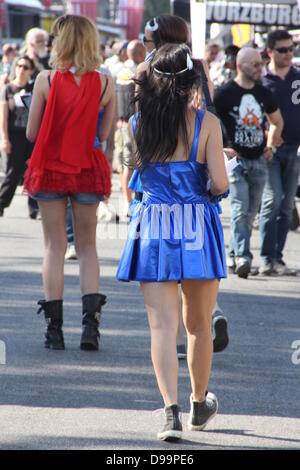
[206,1,300,26]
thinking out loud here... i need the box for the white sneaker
[273,261,297,276]
[65,244,77,260]
[97,201,115,223]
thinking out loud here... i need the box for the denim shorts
[32,192,104,204]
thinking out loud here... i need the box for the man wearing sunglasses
[260,30,300,276]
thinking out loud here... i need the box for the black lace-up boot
[37,299,65,350]
[80,293,106,351]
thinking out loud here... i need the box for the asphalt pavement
[0,171,300,450]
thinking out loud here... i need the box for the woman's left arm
[26,72,48,142]
[98,74,115,142]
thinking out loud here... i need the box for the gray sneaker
[157,404,183,442]
[187,392,218,431]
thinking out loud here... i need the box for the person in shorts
[23,15,115,351]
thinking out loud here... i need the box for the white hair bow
[154,53,194,77]
[146,18,159,32]
[186,53,193,70]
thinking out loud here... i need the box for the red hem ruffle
[24,151,111,199]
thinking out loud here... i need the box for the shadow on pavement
[0,267,299,420]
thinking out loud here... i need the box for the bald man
[214,47,283,278]
[127,39,146,66]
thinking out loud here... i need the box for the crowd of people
[205,33,300,278]
[0,13,299,442]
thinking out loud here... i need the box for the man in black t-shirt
[214,47,283,278]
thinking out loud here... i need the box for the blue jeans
[32,192,104,203]
[229,156,266,261]
[260,143,300,262]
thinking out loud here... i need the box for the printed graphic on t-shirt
[230,94,264,149]
[13,92,29,128]
[5,85,31,131]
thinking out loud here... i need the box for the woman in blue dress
[117,43,229,441]
[136,15,229,357]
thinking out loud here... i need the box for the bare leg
[71,200,100,295]
[176,287,185,346]
[38,199,68,300]
[177,293,222,347]
[141,281,179,406]
[181,279,219,401]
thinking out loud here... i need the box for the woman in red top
[24,14,115,351]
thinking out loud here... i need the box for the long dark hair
[134,43,201,166]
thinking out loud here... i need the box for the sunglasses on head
[273,45,294,54]
[17,63,31,71]
[142,35,154,45]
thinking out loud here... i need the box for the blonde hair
[49,15,100,74]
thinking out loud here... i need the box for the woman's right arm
[205,112,229,195]
[26,72,48,142]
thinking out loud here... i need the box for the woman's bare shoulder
[37,69,51,80]
[34,69,54,87]
[98,70,112,87]
[202,110,221,130]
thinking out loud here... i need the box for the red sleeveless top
[24,70,111,198]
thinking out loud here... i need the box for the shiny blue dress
[117,110,227,282]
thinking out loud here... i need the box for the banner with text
[206,1,300,27]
